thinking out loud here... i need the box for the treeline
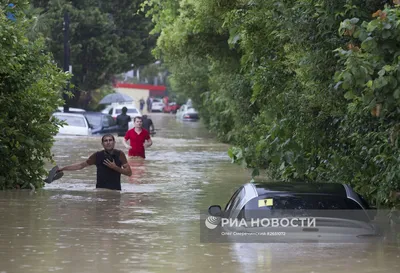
[145,0,400,207]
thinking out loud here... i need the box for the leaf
[393,89,400,99]
[383,23,392,30]
[251,168,260,178]
[382,30,392,39]
[384,65,392,72]
[334,81,343,90]
[349,18,359,24]
[344,91,355,100]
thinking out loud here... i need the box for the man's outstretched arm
[59,153,95,172]
[59,161,89,171]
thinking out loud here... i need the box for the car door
[101,115,119,134]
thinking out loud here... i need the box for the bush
[0,5,68,190]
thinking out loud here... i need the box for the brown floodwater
[0,114,399,273]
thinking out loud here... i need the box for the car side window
[107,115,116,126]
[102,116,109,127]
[224,186,246,215]
[108,108,113,115]
[230,187,246,213]
[224,187,242,212]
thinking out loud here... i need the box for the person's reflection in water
[127,158,146,184]
[92,190,122,229]
[84,190,124,270]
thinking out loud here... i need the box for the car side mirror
[208,205,222,217]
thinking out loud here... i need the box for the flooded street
[0,114,399,273]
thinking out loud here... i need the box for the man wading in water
[58,134,132,190]
[122,116,152,159]
[116,106,132,137]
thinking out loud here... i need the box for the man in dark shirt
[58,134,132,190]
[142,115,155,133]
[116,107,131,137]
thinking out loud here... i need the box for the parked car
[176,104,199,121]
[83,112,122,135]
[57,107,86,113]
[151,98,165,112]
[207,182,379,243]
[163,102,180,113]
[52,112,92,136]
[101,103,142,120]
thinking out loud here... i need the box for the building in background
[113,82,167,113]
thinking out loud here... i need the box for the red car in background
[163,102,180,113]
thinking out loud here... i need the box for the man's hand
[103,159,117,170]
[122,138,132,149]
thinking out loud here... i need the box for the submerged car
[52,112,92,136]
[176,104,199,121]
[83,112,122,135]
[207,182,379,243]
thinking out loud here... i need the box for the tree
[30,0,156,107]
[0,1,68,190]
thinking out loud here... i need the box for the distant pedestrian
[146,96,152,112]
[163,96,169,106]
[139,98,145,111]
[116,107,131,137]
[142,115,155,133]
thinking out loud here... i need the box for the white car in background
[57,107,86,113]
[151,98,165,112]
[176,104,199,121]
[52,112,92,136]
[102,103,142,120]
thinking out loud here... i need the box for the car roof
[83,111,107,116]
[53,112,86,117]
[114,104,138,108]
[57,107,85,112]
[253,182,347,198]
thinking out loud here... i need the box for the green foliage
[0,3,68,190]
[333,5,400,206]
[146,0,399,207]
[30,0,155,107]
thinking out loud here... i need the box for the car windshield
[56,115,86,127]
[241,194,368,222]
[245,195,364,210]
[116,108,138,114]
[85,115,102,127]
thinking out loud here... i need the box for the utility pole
[63,11,70,112]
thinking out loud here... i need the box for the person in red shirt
[122,116,153,158]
